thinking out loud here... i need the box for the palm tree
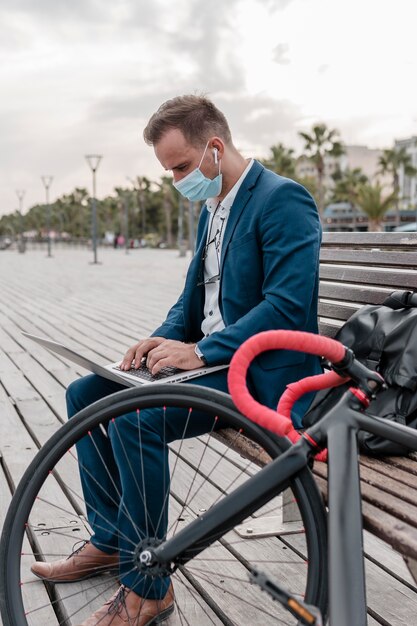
[331,168,368,230]
[261,143,296,179]
[356,182,396,232]
[378,147,417,226]
[299,124,345,215]
[156,176,179,247]
[132,176,153,237]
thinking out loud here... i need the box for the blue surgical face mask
[173,141,222,201]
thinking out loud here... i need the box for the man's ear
[210,138,224,162]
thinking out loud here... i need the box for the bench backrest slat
[319,266,417,288]
[318,231,417,338]
[321,232,417,247]
[320,248,417,267]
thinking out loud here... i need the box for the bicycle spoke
[81,431,151,542]
[154,407,195,539]
[170,417,218,537]
[175,574,219,625]
[67,447,147,546]
[183,567,293,624]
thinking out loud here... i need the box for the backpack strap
[383,290,417,310]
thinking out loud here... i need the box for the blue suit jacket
[153,161,322,426]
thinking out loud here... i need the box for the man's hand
[119,337,166,371]
[119,338,203,374]
[146,340,202,374]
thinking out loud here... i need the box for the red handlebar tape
[228,330,348,462]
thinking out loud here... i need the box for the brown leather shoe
[31,540,119,583]
[76,582,175,626]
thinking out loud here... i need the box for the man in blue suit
[31,95,322,625]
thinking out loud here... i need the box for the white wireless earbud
[213,148,218,164]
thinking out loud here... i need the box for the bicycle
[1,329,416,625]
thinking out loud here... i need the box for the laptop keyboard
[113,363,183,381]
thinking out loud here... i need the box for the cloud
[1,0,416,217]
[1,0,114,24]
[273,43,290,65]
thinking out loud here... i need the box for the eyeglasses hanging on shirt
[197,203,226,286]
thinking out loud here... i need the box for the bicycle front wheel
[0,384,327,626]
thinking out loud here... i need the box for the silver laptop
[22,332,229,387]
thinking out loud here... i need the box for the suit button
[209,310,213,315]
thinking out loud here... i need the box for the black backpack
[303,290,417,456]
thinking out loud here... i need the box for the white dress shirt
[201,159,254,338]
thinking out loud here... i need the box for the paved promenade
[0,246,416,625]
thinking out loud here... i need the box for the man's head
[143,95,231,149]
[144,95,246,200]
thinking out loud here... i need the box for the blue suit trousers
[66,371,229,598]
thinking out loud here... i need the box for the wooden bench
[217,231,417,585]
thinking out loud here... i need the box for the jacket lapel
[220,160,264,269]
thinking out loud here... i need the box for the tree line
[261,125,417,230]
[1,124,416,241]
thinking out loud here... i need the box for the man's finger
[150,355,170,375]
[145,345,166,371]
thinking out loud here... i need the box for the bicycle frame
[149,387,417,626]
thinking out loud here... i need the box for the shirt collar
[206,159,254,214]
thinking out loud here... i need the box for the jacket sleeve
[151,292,187,341]
[151,206,208,342]
[197,180,321,364]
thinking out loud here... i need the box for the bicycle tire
[0,384,328,626]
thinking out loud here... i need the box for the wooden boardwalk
[0,246,416,625]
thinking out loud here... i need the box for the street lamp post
[15,189,26,253]
[85,155,102,264]
[41,175,54,257]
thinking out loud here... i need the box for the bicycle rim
[0,384,328,626]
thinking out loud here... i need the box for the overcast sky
[1,0,416,216]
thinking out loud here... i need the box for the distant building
[295,154,339,193]
[343,145,386,182]
[295,145,388,203]
[322,202,367,231]
[322,201,415,232]
[395,136,417,210]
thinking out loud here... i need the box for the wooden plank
[319,281,392,304]
[360,456,417,490]
[320,247,417,268]
[213,428,272,467]
[322,231,417,247]
[0,392,79,626]
[0,465,60,626]
[379,455,417,476]
[359,465,417,508]
[364,532,417,589]
[318,300,360,321]
[404,557,417,585]
[0,308,88,386]
[320,265,417,289]
[364,558,417,626]
[314,472,417,560]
